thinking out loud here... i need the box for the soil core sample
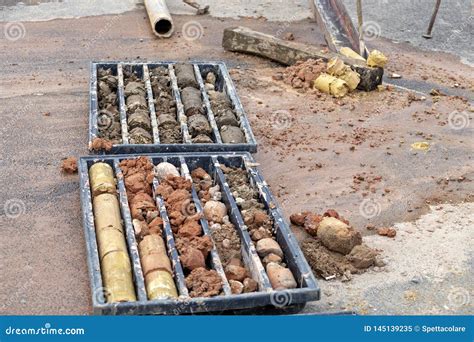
[205,71,245,144]
[123,67,153,144]
[150,66,182,144]
[221,165,297,290]
[119,157,178,299]
[97,67,122,143]
[174,64,213,144]
[155,162,223,297]
[191,167,258,294]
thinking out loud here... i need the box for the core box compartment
[90,62,257,154]
[79,152,319,315]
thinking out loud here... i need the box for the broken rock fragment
[317,217,362,255]
[266,262,297,290]
[256,238,284,258]
[346,244,377,269]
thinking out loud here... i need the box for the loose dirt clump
[156,163,222,297]
[204,71,245,144]
[377,227,397,238]
[293,210,378,280]
[60,157,77,174]
[89,137,113,152]
[97,67,122,143]
[119,157,160,237]
[185,267,223,297]
[123,67,153,144]
[150,66,182,144]
[191,167,257,293]
[221,165,297,290]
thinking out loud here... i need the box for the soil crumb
[61,157,77,174]
[377,227,397,238]
[185,267,223,298]
[90,137,113,151]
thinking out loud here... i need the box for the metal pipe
[145,0,174,38]
[423,0,442,39]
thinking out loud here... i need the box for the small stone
[256,238,284,258]
[203,200,227,223]
[243,278,258,292]
[225,265,247,282]
[266,262,297,289]
[262,253,282,266]
[346,245,377,269]
[229,280,244,294]
[317,217,362,254]
[155,162,179,180]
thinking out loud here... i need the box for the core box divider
[142,64,161,144]
[167,63,192,144]
[117,63,129,145]
[89,61,257,154]
[79,153,320,315]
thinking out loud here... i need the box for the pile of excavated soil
[276,58,326,91]
[150,66,182,144]
[292,210,380,281]
[191,167,258,294]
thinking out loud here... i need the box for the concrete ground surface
[0,1,473,315]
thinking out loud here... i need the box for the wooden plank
[222,26,383,91]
